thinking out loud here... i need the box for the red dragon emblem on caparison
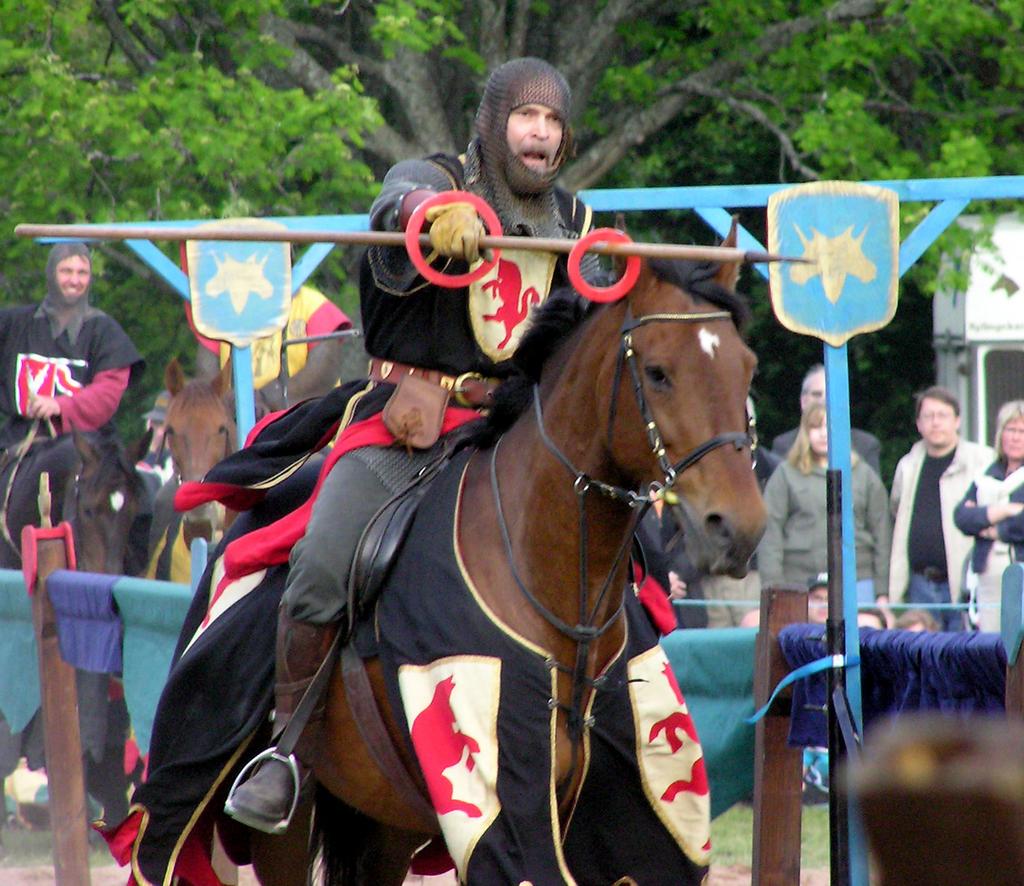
[410,675,483,817]
[648,662,709,803]
[482,258,541,350]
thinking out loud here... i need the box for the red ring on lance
[404,191,502,288]
[568,228,642,302]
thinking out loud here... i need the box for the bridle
[616,307,750,488]
[62,447,138,573]
[489,305,752,763]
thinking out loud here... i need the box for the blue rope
[746,653,860,724]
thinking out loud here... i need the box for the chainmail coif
[465,57,573,239]
[44,242,92,308]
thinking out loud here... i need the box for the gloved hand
[425,202,486,264]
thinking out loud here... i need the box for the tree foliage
[2,0,1022,472]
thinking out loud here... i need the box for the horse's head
[520,233,761,573]
[70,429,152,574]
[589,251,765,577]
[163,357,237,545]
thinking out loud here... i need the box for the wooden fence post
[752,584,807,886]
[26,520,90,885]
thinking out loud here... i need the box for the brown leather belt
[368,358,499,408]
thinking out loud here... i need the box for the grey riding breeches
[281,444,437,624]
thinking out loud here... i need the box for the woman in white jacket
[954,400,1024,631]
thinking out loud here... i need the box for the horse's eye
[644,364,671,391]
[164,427,175,439]
[219,426,229,436]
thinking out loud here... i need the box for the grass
[2,802,833,871]
[711,801,830,869]
[0,824,115,868]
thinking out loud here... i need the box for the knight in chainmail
[225,57,608,833]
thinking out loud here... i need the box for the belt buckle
[452,372,484,408]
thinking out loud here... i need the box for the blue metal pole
[823,345,868,886]
[231,346,256,444]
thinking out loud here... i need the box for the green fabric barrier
[0,568,39,733]
[662,627,757,819]
[2,566,761,800]
[111,577,191,755]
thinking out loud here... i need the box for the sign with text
[963,215,1024,341]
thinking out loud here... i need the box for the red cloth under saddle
[174,408,480,582]
[634,561,678,636]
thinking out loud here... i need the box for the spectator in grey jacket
[953,399,1024,631]
[759,403,892,602]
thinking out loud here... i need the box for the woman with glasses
[954,399,1024,631]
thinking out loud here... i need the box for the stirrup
[223,748,301,834]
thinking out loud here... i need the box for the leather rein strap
[0,419,56,559]
[489,306,752,749]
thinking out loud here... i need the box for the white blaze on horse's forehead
[698,327,721,359]
[109,491,125,513]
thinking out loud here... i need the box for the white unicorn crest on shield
[205,253,274,314]
[789,223,877,304]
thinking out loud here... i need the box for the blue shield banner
[187,218,292,349]
[767,182,899,346]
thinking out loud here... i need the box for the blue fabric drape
[779,623,1006,748]
[47,569,122,673]
[112,576,192,754]
[0,569,39,733]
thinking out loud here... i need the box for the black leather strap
[341,643,436,825]
[273,630,342,759]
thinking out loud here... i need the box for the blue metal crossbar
[31,175,1024,443]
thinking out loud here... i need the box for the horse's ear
[714,215,741,293]
[212,357,233,400]
[129,427,153,466]
[165,358,186,396]
[72,429,98,467]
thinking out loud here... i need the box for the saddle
[346,438,468,640]
[334,440,473,828]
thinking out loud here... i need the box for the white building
[934,214,1024,445]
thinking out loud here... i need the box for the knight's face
[505,103,563,176]
[54,255,91,303]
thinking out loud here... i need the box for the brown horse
[148,359,236,581]
[66,429,154,576]
[296,254,766,884]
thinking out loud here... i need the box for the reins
[0,419,57,560]
[489,304,754,763]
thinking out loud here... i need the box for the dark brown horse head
[70,429,152,574]
[163,357,237,545]
[606,252,764,576]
